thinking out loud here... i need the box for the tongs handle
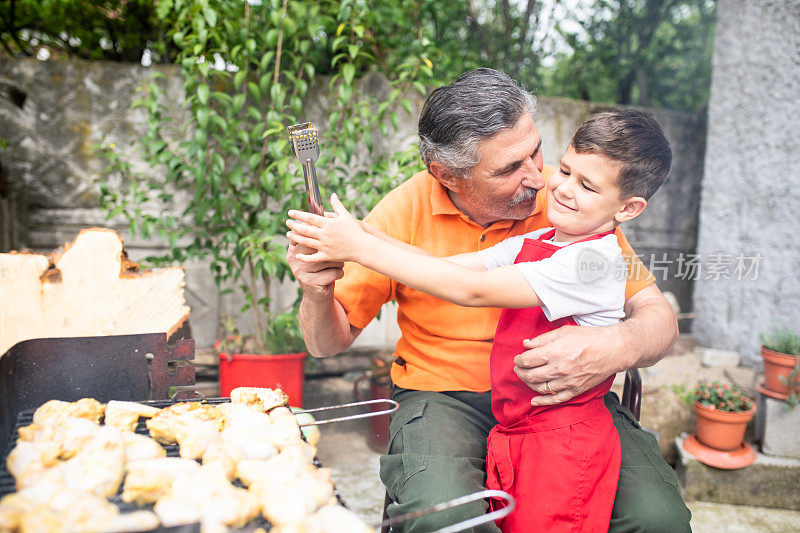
[375,489,515,533]
[295,399,399,426]
[301,159,324,216]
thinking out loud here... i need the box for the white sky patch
[510,0,591,67]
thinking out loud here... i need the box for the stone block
[758,395,800,459]
[675,435,800,510]
[724,366,758,398]
[698,348,741,368]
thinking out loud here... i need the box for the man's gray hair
[418,68,536,177]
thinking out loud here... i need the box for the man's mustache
[509,187,538,207]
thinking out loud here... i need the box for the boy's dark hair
[571,109,672,200]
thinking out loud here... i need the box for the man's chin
[508,199,537,220]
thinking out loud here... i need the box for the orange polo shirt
[334,169,655,392]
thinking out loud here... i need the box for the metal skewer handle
[375,489,515,533]
[295,399,399,427]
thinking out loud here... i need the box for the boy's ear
[429,161,461,192]
[615,197,647,224]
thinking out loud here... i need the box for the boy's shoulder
[517,227,555,241]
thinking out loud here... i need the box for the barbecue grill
[0,332,195,458]
[0,334,514,532]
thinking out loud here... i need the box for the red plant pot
[354,373,393,453]
[761,346,800,397]
[693,401,755,451]
[218,351,306,407]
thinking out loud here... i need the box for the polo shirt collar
[429,172,463,217]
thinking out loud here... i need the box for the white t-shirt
[478,228,627,327]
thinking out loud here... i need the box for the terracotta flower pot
[761,346,800,397]
[693,401,755,451]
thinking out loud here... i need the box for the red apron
[486,229,621,532]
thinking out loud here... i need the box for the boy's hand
[287,194,366,263]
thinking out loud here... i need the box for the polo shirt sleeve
[514,236,627,325]
[615,228,656,300]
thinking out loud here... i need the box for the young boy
[286,109,672,531]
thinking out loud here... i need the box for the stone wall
[0,58,706,350]
[692,0,800,367]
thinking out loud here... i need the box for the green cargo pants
[380,388,691,532]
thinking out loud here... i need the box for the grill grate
[0,397,342,532]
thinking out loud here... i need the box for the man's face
[448,112,545,227]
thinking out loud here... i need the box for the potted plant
[676,381,756,451]
[96,2,432,404]
[215,314,307,404]
[759,326,800,406]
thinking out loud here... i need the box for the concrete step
[675,435,800,510]
[686,501,800,533]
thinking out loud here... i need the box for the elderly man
[287,68,691,532]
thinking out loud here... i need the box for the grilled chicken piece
[230,387,288,412]
[97,510,161,533]
[0,481,121,533]
[104,401,161,432]
[267,407,305,451]
[271,505,375,533]
[57,425,126,498]
[254,468,334,526]
[0,479,62,532]
[236,442,317,488]
[8,418,125,496]
[256,482,318,526]
[217,403,279,460]
[32,398,105,426]
[201,439,246,480]
[122,457,201,505]
[152,496,202,529]
[155,463,260,533]
[6,440,60,489]
[146,402,222,459]
[17,416,100,462]
[121,431,167,463]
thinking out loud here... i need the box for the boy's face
[547,145,636,240]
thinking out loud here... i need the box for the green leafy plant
[674,381,754,412]
[97,0,431,354]
[760,326,800,409]
[760,326,800,356]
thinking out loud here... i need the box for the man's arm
[513,283,678,406]
[286,240,362,357]
[287,197,540,309]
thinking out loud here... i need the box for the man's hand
[286,237,344,300]
[287,194,366,263]
[514,284,677,406]
[514,325,621,406]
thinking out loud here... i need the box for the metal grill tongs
[375,489,516,533]
[295,399,399,427]
[170,390,398,427]
[287,122,324,216]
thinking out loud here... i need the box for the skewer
[374,489,515,533]
[295,399,399,426]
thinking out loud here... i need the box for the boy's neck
[552,225,618,243]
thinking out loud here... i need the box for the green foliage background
[2,0,717,112]
[0,0,717,350]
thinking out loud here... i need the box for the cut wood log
[0,228,190,356]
